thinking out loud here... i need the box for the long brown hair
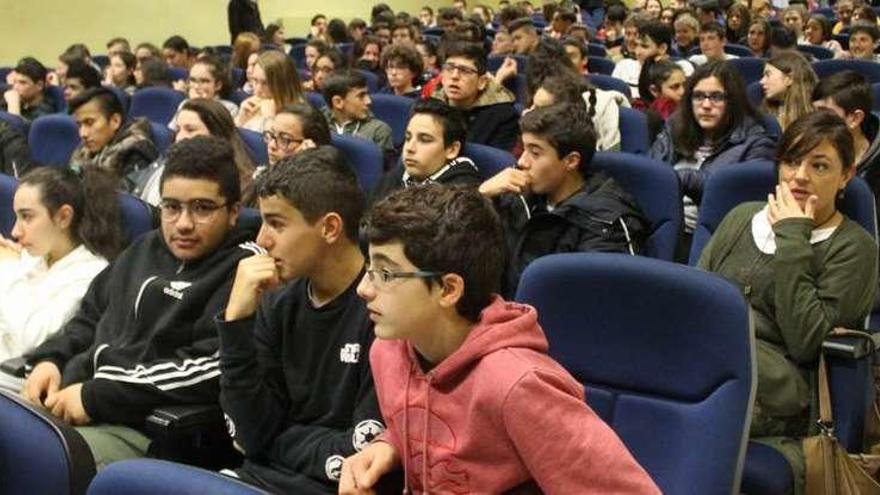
[180,98,255,177]
[762,51,817,131]
[257,50,305,110]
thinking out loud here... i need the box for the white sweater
[0,245,108,360]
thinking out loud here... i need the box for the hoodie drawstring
[422,379,432,494]
[402,365,412,495]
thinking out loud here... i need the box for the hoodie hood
[413,297,548,386]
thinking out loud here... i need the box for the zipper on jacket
[134,276,159,320]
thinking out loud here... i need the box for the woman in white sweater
[0,167,122,389]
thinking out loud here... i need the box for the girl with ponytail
[0,167,122,373]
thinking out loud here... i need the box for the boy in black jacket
[372,98,481,203]
[22,136,257,467]
[218,146,383,493]
[479,103,648,296]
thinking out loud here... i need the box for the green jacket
[699,202,877,438]
[320,107,394,155]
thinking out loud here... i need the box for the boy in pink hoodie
[339,185,660,494]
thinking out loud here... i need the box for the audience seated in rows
[689,22,738,66]
[62,59,102,105]
[612,21,693,98]
[20,136,256,469]
[0,168,121,392]
[2,58,56,122]
[0,120,31,177]
[698,110,878,494]
[378,44,424,98]
[104,52,137,95]
[235,50,304,132]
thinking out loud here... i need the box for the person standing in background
[229,0,265,44]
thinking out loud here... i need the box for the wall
[0,0,452,67]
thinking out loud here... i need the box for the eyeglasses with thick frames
[159,199,228,223]
[442,62,480,77]
[691,91,727,105]
[364,264,442,289]
[263,130,303,149]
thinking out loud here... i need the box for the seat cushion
[741,442,794,495]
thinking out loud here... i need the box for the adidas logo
[163,280,193,300]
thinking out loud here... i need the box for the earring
[837,188,845,201]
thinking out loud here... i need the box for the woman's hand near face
[0,235,22,261]
[767,183,817,225]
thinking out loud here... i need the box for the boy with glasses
[21,136,257,469]
[338,184,659,494]
[431,41,519,151]
[217,146,384,493]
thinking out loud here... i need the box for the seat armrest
[144,404,224,437]
[822,334,876,453]
[0,357,28,378]
[822,334,879,360]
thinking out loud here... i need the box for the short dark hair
[699,22,726,38]
[311,13,327,25]
[812,70,871,118]
[65,59,102,90]
[162,35,190,52]
[68,87,124,120]
[410,98,467,149]
[381,43,425,76]
[769,26,797,49]
[161,136,242,204]
[509,16,537,34]
[314,48,348,72]
[366,184,505,322]
[321,70,368,102]
[438,7,465,21]
[14,57,47,85]
[255,146,365,242]
[106,37,130,50]
[555,7,578,24]
[777,109,855,173]
[560,37,587,58]
[850,23,880,41]
[442,41,488,75]
[640,21,673,50]
[520,103,597,176]
[276,103,333,145]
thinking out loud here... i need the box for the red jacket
[369,297,660,494]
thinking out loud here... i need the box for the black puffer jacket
[0,120,33,177]
[496,171,648,296]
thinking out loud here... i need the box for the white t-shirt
[688,53,739,67]
[611,58,695,99]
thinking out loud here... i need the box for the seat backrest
[129,88,187,126]
[728,57,766,86]
[487,54,528,74]
[86,459,267,495]
[0,110,29,135]
[355,69,381,93]
[587,56,615,75]
[462,142,516,180]
[237,206,262,232]
[0,173,17,237]
[747,80,764,108]
[0,390,96,495]
[872,83,880,113]
[331,134,383,193]
[592,152,682,261]
[585,74,630,99]
[587,42,608,57]
[813,59,880,84]
[797,44,834,60]
[29,114,80,166]
[724,43,754,57]
[238,128,268,165]
[92,55,110,69]
[833,33,850,50]
[118,193,155,245]
[514,253,754,495]
[369,94,414,149]
[689,160,877,265]
[105,85,131,113]
[290,43,307,69]
[149,122,173,155]
[167,67,189,82]
[501,73,528,105]
[618,107,649,155]
[306,91,327,108]
[46,85,67,113]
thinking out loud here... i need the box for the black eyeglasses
[159,199,227,223]
[691,91,727,104]
[364,264,442,289]
[262,130,303,148]
[441,62,480,76]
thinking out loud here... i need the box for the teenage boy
[432,42,519,151]
[373,99,481,202]
[509,17,541,54]
[689,23,737,66]
[2,57,56,121]
[612,21,694,98]
[339,184,660,494]
[21,136,256,468]
[847,24,880,62]
[320,71,394,157]
[479,103,647,295]
[62,59,102,104]
[68,87,158,186]
[217,146,383,493]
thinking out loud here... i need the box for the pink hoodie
[370,297,661,494]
